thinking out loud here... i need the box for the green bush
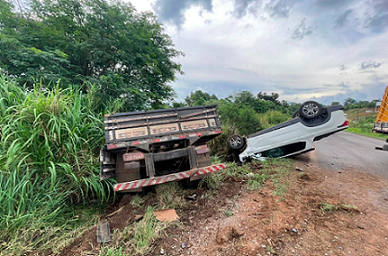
[259,110,290,129]
[350,116,375,132]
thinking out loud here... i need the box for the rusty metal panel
[188,147,198,169]
[100,148,116,180]
[115,127,148,140]
[145,154,156,178]
[209,118,217,127]
[180,108,217,119]
[150,123,179,135]
[115,152,142,192]
[196,147,209,155]
[181,119,208,131]
[197,152,211,168]
[123,152,145,162]
[153,148,188,162]
[124,161,140,170]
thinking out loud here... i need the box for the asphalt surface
[306,132,388,178]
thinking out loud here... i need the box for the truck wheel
[299,101,322,120]
[383,144,388,152]
[228,135,246,151]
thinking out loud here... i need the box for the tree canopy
[0,0,183,110]
[185,90,218,106]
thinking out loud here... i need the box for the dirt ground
[62,155,388,256]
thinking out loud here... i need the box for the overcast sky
[128,0,388,105]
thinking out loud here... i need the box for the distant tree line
[182,90,300,136]
[333,98,380,110]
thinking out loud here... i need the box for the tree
[344,98,357,107]
[257,92,280,104]
[218,102,262,135]
[185,90,218,106]
[0,0,183,110]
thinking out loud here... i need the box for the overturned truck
[100,105,226,192]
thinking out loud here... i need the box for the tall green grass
[0,75,115,255]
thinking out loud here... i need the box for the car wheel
[299,101,323,120]
[292,111,300,118]
[227,135,246,151]
[383,144,388,152]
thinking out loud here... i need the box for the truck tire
[383,144,388,152]
[299,101,323,120]
[228,135,246,151]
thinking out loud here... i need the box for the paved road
[305,132,388,178]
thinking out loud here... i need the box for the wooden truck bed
[104,105,221,150]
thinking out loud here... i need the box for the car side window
[260,142,307,158]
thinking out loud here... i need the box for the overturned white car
[228,101,349,162]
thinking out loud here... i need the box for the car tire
[298,101,323,120]
[383,144,388,152]
[227,135,246,151]
[292,111,300,118]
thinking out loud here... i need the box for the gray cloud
[154,0,213,29]
[339,65,348,71]
[373,0,388,12]
[364,0,388,33]
[335,9,352,27]
[315,0,354,9]
[232,0,260,18]
[323,82,350,91]
[265,0,294,18]
[277,86,325,96]
[365,14,388,33]
[316,82,386,105]
[155,0,293,28]
[360,61,382,70]
[175,79,276,100]
[292,18,313,40]
[338,82,350,90]
[228,67,259,77]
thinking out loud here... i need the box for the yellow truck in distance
[373,86,388,134]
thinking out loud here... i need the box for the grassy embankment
[345,108,387,141]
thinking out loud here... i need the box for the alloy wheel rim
[302,103,319,117]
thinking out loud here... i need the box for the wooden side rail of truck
[100,105,226,192]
